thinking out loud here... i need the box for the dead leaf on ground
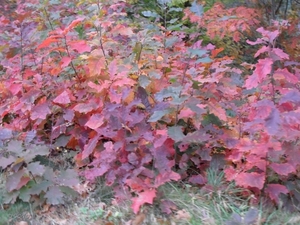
[174,209,191,221]
[131,213,146,225]
[15,222,28,225]
[157,218,172,225]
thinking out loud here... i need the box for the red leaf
[82,133,100,159]
[235,172,265,189]
[60,56,72,68]
[244,73,259,89]
[53,91,71,104]
[255,58,273,81]
[131,189,156,214]
[256,27,279,43]
[265,184,289,203]
[87,50,106,77]
[16,176,31,190]
[63,17,84,35]
[37,35,62,49]
[69,40,91,53]
[254,45,268,58]
[274,68,298,84]
[85,113,104,130]
[30,102,51,120]
[111,24,134,36]
[155,171,181,187]
[6,169,29,192]
[265,108,281,135]
[269,163,295,176]
[84,166,109,181]
[73,101,99,113]
[272,48,289,60]
[211,47,224,58]
[244,59,273,89]
[108,59,118,77]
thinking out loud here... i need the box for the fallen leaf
[174,209,191,221]
[15,222,28,225]
[131,213,146,225]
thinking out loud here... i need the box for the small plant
[79,206,104,222]
[0,134,80,206]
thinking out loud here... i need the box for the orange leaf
[131,189,156,214]
[211,47,224,58]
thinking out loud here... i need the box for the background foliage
[1,0,300,217]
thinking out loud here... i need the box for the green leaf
[226,109,236,117]
[165,36,179,48]
[169,7,183,12]
[195,57,212,63]
[168,126,185,142]
[27,162,46,176]
[138,75,151,88]
[133,42,143,62]
[167,23,183,31]
[202,113,223,127]
[29,180,52,195]
[155,86,182,101]
[168,18,179,24]
[190,0,203,16]
[45,186,64,205]
[60,186,79,198]
[188,49,207,57]
[148,109,170,122]
[19,181,35,202]
[142,11,160,18]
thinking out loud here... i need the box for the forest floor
[1,170,300,225]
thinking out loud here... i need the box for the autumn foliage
[1,0,300,213]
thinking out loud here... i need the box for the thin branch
[20,23,24,78]
[284,0,289,19]
[43,7,63,58]
[62,35,79,80]
[275,0,284,15]
[175,35,200,125]
[95,25,108,66]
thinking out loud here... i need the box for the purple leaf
[0,128,13,140]
[30,102,51,120]
[82,133,100,159]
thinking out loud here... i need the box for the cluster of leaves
[1,0,300,214]
[0,129,79,206]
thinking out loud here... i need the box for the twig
[95,25,108,66]
[62,34,79,80]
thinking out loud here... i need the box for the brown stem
[95,25,108,66]
[20,23,24,78]
[43,7,63,58]
[62,35,79,80]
